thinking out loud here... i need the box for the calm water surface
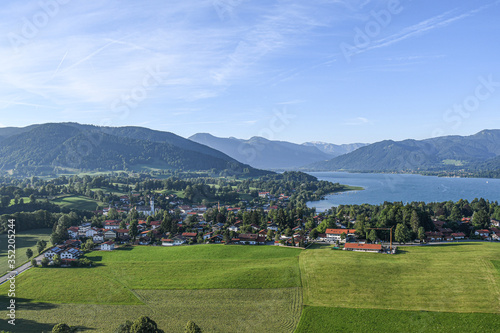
[307,172,500,212]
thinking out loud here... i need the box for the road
[0,253,44,285]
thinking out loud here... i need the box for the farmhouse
[60,248,83,259]
[67,226,79,239]
[451,232,466,240]
[161,236,186,246]
[238,233,258,245]
[104,220,121,230]
[104,229,117,240]
[344,243,382,253]
[44,246,64,259]
[325,228,356,241]
[101,241,115,251]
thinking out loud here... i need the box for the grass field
[0,288,302,333]
[51,195,101,211]
[0,228,52,275]
[0,245,303,332]
[295,306,500,333]
[1,242,499,332]
[300,243,500,313]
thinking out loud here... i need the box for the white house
[67,227,79,239]
[44,246,63,259]
[101,241,115,251]
[60,248,83,259]
[161,236,186,246]
[228,225,239,232]
[267,223,279,232]
[325,229,356,241]
[93,233,104,243]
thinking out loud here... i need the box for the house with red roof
[344,243,382,253]
[325,229,356,241]
[101,241,115,251]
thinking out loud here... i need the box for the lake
[306,172,500,212]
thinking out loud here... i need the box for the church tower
[150,198,155,215]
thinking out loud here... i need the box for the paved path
[0,253,44,285]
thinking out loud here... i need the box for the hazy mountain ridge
[302,141,368,156]
[189,133,336,169]
[0,123,268,176]
[307,130,500,172]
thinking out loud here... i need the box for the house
[93,233,104,243]
[207,234,223,243]
[425,231,444,241]
[325,229,356,241]
[115,229,129,238]
[182,232,197,241]
[228,225,239,232]
[82,228,98,238]
[258,192,270,198]
[267,223,279,232]
[344,243,382,253]
[101,241,115,251]
[203,232,214,240]
[238,233,258,245]
[250,224,260,231]
[150,221,161,229]
[475,229,490,237]
[451,232,466,240]
[104,229,117,240]
[44,246,63,259]
[60,248,83,259]
[491,219,500,227]
[67,226,79,239]
[104,220,121,230]
[212,222,225,231]
[64,239,81,248]
[161,236,186,246]
[492,233,500,241]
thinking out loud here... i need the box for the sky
[0,0,499,144]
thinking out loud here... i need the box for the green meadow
[0,243,499,332]
[0,228,52,275]
[51,195,101,211]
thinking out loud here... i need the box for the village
[40,191,500,266]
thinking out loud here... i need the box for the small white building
[101,241,115,251]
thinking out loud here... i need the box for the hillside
[189,133,333,169]
[0,123,269,176]
[302,141,368,156]
[307,130,500,172]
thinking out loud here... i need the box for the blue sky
[1,0,499,144]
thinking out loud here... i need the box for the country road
[0,253,44,285]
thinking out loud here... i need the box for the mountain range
[0,123,268,176]
[307,130,500,173]
[188,133,366,169]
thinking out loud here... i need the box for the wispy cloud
[344,117,372,126]
[351,2,499,56]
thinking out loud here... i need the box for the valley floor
[0,243,499,332]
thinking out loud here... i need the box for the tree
[395,223,410,244]
[0,195,10,208]
[41,257,50,267]
[83,239,95,251]
[52,323,75,333]
[367,229,377,243]
[37,240,47,254]
[31,258,37,267]
[114,320,133,333]
[185,320,202,333]
[53,254,61,267]
[129,220,139,242]
[418,226,426,242]
[309,229,319,240]
[26,248,33,260]
[29,194,36,204]
[130,316,164,333]
[410,210,420,234]
[472,209,490,229]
